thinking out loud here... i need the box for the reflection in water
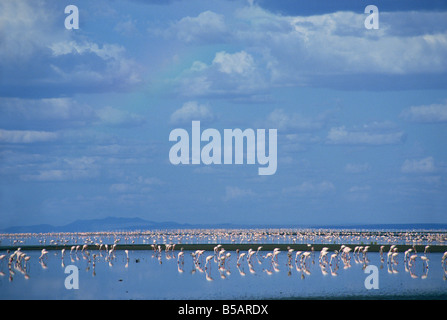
[1,244,446,285]
[1,231,447,299]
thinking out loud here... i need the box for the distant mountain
[1,217,193,233]
[1,217,447,234]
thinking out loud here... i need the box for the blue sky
[1,0,447,228]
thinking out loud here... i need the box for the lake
[1,237,446,299]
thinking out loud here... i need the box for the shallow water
[1,248,446,299]
[1,229,446,248]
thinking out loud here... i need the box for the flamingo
[205,272,214,281]
[237,253,246,266]
[408,254,418,267]
[319,250,329,264]
[319,247,329,263]
[214,244,222,255]
[442,251,447,265]
[205,255,213,270]
[264,252,274,262]
[421,255,429,269]
[295,251,302,264]
[177,251,185,264]
[329,251,338,266]
[301,252,311,266]
[363,246,369,256]
[247,249,255,262]
[272,248,280,262]
[392,252,399,265]
[0,254,6,267]
[404,249,412,263]
[39,249,48,260]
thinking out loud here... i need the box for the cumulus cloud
[0,0,61,62]
[0,1,142,97]
[170,101,214,124]
[172,11,228,43]
[166,5,447,93]
[176,50,270,99]
[244,7,447,76]
[48,40,142,88]
[212,51,255,75]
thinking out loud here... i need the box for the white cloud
[175,49,269,98]
[20,156,100,181]
[173,11,228,43]
[170,101,214,124]
[48,41,142,87]
[169,6,447,94]
[250,8,447,76]
[0,0,63,62]
[0,1,142,97]
[265,109,325,132]
[326,126,405,145]
[0,129,58,143]
[401,157,436,173]
[212,51,255,75]
[400,102,447,123]
[0,97,97,128]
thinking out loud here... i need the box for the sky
[1,0,447,228]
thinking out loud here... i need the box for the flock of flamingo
[1,229,447,285]
[2,228,447,247]
[170,243,447,282]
